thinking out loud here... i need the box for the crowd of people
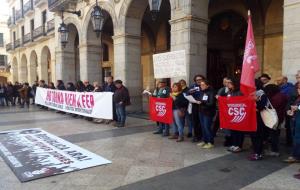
[1,72,300,176]
[150,73,300,168]
[0,76,131,128]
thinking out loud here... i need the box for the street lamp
[91,0,105,38]
[58,8,81,48]
[148,0,162,21]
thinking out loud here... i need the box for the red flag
[149,97,173,124]
[218,96,257,132]
[240,11,260,96]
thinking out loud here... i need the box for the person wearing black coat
[56,80,66,90]
[113,80,130,128]
[197,80,216,149]
[169,83,189,142]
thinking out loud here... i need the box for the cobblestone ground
[0,106,299,190]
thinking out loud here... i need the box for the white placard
[35,87,113,119]
[153,50,187,78]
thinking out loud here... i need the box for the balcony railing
[23,33,32,44]
[33,26,46,39]
[24,0,34,15]
[48,0,78,11]
[35,0,47,7]
[15,10,23,22]
[6,43,13,51]
[47,19,55,32]
[14,39,21,48]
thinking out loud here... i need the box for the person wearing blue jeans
[197,80,216,149]
[169,82,189,142]
[116,103,126,127]
[113,80,130,128]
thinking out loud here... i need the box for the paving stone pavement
[0,106,299,190]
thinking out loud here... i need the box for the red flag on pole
[240,11,260,96]
[149,97,173,124]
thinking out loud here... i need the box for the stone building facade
[5,0,298,112]
[0,12,10,83]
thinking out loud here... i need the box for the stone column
[28,64,37,85]
[170,15,209,84]
[283,0,300,81]
[55,50,76,83]
[113,34,142,112]
[79,43,102,84]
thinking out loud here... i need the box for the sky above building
[0,0,9,16]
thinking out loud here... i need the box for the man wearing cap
[153,79,171,136]
[113,80,130,128]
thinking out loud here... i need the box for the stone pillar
[113,34,142,112]
[28,64,37,85]
[283,0,300,81]
[18,66,27,83]
[55,50,76,83]
[79,43,102,84]
[255,31,265,76]
[170,15,208,84]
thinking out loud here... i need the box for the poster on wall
[0,128,112,182]
[35,87,113,119]
[153,50,187,78]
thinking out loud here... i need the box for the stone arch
[209,0,248,19]
[40,46,51,83]
[19,54,28,83]
[207,10,247,88]
[263,0,283,80]
[29,50,38,85]
[12,57,18,82]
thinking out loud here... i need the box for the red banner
[149,97,173,124]
[218,96,257,132]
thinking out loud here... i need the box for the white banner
[153,50,187,78]
[35,87,113,119]
[0,128,111,182]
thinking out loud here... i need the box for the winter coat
[113,86,131,106]
[199,87,216,117]
[172,92,189,110]
[270,92,288,124]
[103,83,116,93]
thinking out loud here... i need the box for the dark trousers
[251,116,265,155]
[192,104,202,139]
[285,115,293,145]
[213,111,220,137]
[116,104,126,125]
[266,127,281,152]
[232,130,244,148]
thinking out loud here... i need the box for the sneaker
[202,143,214,149]
[265,151,280,157]
[294,173,300,180]
[283,157,300,163]
[153,131,162,134]
[227,146,235,152]
[197,142,206,147]
[232,146,242,153]
[248,154,263,161]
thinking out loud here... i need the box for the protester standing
[188,75,205,142]
[179,79,193,138]
[103,76,117,124]
[113,80,130,128]
[169,82,189,142]
[56,80,66,90]
[197,80,216,149]
[18,83,30,108]
[0,84,6,106]
[153,79,171,136]
[31,81,38,104]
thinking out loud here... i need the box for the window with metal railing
[0,55,7,66]
[0,33,3,47]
